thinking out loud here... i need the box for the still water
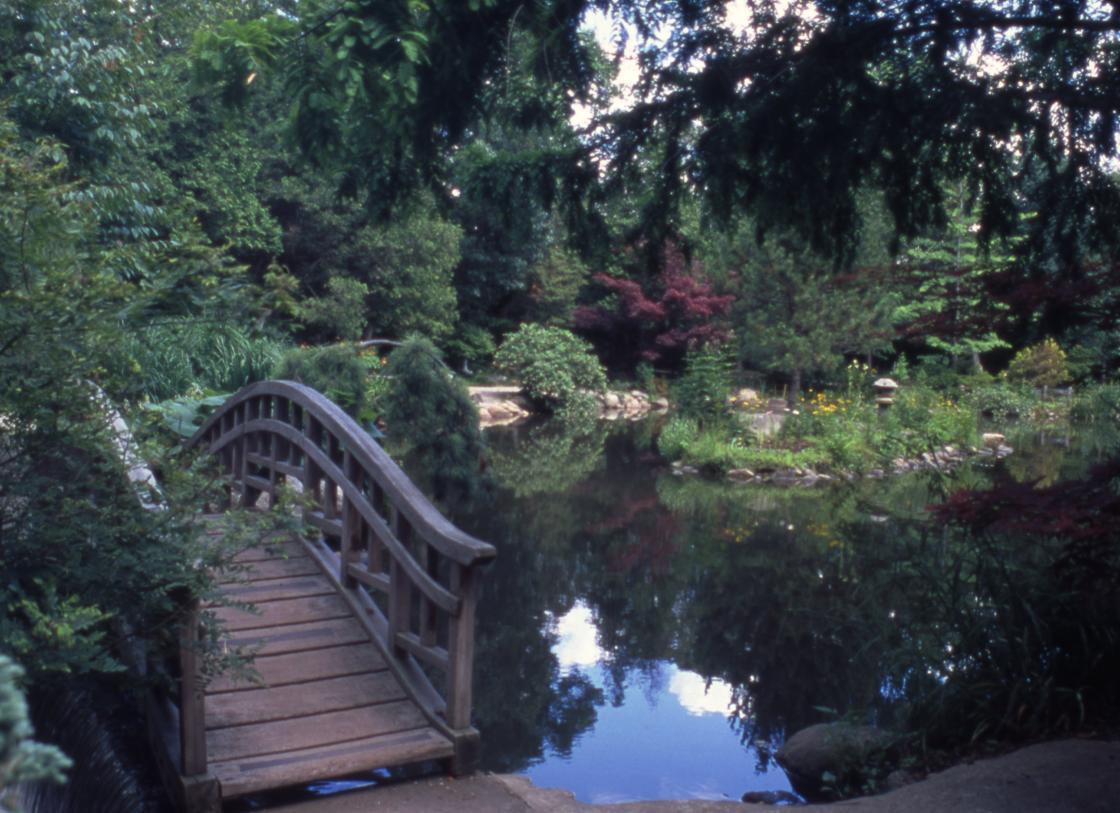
[430,417,1112,804]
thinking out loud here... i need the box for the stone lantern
[873,377,898,410]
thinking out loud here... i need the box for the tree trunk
[789,368,802,409]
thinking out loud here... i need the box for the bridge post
[179,599,207,777]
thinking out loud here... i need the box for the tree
[381,337,487,505]
[894,187,1015,370]
[193,2,1120,267]
[704,219,899,405]
[573,242,733,373]
[0,117,230,680]
[266,174,462,344]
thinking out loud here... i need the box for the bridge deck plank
[206,700,430,763]
[212,593,352,631]
[215,573,335,604]
[209,727,452,799]
[206,671,402,729]
[207,644,386,693]
[218,555,321,583]
[225,616,370,656]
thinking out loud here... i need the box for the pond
[428,416,1118,804]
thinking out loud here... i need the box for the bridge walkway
[200,523,453,799]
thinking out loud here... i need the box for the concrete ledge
[262,739,1120,813]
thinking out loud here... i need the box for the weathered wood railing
[182,380,496,779]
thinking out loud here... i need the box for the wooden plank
[205,671,402,729]
[210,727,453,799]
[211,594,352,632]
[207,644,386,694]
[206,700,430,762]
[218,556,320,584]
[231,539,305,564]
[216,574,335,605]
[227,617,368,657]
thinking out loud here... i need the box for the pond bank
[255,738,1119,812]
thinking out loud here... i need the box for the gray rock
[741,789,803,805]
[982,432,1006,448]
[776,723,894,802]
[885,768,915,791]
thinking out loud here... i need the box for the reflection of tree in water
[678,520,899,760]
[488,419,609,498]
[446,468,605,772]
[434,420,1111,776]
[574,435,685,707]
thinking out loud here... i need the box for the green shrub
[889,387,978,452]
[1005,338,1070,389]
[963,382,1031,419]
[1071,382,1120,422]
[276,345,368,418]
[0,656,71,793]
[657,416,699,461]
[297,277,369,341]
[382,337,486,503]
[494,324,606,413]
[911,355,961,391]
[674,347,733,423]
[121,319,285,400]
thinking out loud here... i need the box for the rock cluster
[469,386,668,426]
[468,386,534,426]
[593,389,668,420]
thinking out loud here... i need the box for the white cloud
[668,668,733,716]
[553,602,602,669]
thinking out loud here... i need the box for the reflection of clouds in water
[668,668,733,717]
[552,604,734,716]
[554,602,602,669]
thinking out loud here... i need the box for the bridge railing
[185,380,496,773]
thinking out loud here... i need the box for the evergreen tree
[382,338,487,505]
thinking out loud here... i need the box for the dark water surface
[430,417,1114,804]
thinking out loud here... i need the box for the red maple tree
[573,242,733,372]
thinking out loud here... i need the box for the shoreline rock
[469,386,666,427]
[669,442,1009,488]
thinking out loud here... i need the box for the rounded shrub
[1005,338,1070,389]
[494,324,607,412]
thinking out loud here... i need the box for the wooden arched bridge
[145,381,495,813]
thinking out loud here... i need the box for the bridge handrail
[183,379,495,774]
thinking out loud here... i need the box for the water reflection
[425,417,1117,802]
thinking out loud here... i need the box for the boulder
[727,468,755,482]
[776,722,894,802]
[603,392,621,410]
[652,397,670,411]
[735,387,760,403]
[741,790,802,805]
[982,432,1006,448]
